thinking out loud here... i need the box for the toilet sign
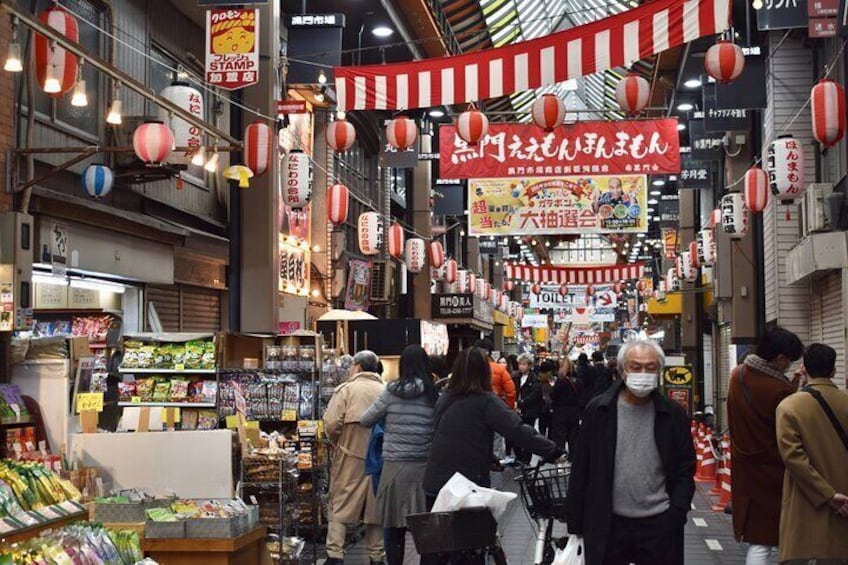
[205,9,260,90]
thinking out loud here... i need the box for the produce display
[0,524,149,564]
[0,384,30,421]
[0,460,82,515]
[145,498,252,521]
[121,339,216,370]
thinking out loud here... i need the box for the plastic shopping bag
[552,535,584,565]
[431,472,517,521]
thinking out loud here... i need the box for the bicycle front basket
[407,507,498,554]
[516,465,570,520]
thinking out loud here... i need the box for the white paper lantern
[767,137,806,203]
[499,293,509,312]
[282,150,312,208]
[468,272,477,294]
[457,269,468,292]
[159,81,203,165]
[721,192,748,239]
[475,279,486,300]
[405,238,426,273]
[358,212,383,256]
[678,251,697,282]
[697,228,715,266]
[666,268,681,292]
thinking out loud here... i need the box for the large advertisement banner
[469,175,648,236]
[440,119,681,179]
[205,9,260,90]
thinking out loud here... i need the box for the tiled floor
[336,469,775,564]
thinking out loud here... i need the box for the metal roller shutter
[811,272,845,388]
[145,285,222,333]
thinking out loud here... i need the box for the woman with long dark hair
[550,357,582,459]
[423,347,561,498]
[361,345,437,565]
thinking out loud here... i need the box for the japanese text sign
[76,393,103,413]
[440,119,681,180]
[703,87,751,132]
[809,16,838,35]
[468,175,648,236]
[205,9,260,90]
[679,156,713,189]
[757,0,809,30]
[809,0,838,16]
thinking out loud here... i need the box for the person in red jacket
[475,339,516,409]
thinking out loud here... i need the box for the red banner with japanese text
[440,119,681,179]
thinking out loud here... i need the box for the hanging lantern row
[767,137,805,203]
[358,212,383,256]
[405,238,426,273]
[133,121,174,165]
[697,228,715,266]
[710,208,722,230]
[614,73,650,115]
[457,110,489,145]
[811,80,845,148]
[704,40,745,84]
[721,192,748,239]
[445,259,458,284]
[689,240,700,269]
[744,166,769,214]
[160,81,204,166]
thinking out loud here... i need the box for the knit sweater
[360,379,435,461]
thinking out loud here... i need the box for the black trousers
[538,411,552,438]
[385,527,407,565]
[602,512,684,565]
[513,416,537,464]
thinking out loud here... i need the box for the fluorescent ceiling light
[650,190,662,196]
[429,109,445,118]
[669,175,678,181]
[32,273,66,286]
[677,102,694,111]
[70,278,127,294]
[684,78,701,88]
[652,179,666,186]
[372,26,393,38]
[648,198,659,205]
[677,123,686,131]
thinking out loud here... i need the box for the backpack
[364,418,385,495]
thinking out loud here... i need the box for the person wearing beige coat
[776,343,848,565]
[323,350,386,565]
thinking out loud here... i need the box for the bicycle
[515,462,571,565]
[407,506,509,565]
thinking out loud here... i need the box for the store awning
[317,309,379,321]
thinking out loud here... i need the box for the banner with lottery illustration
[468,175,648,236]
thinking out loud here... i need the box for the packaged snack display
[184,341,204,369]
[135,378,155,402]
[298,346,315,371]
[265,346,282,370]
[197,410,218,430]
[282,345,298,371]
[137,346,155,368]
[201,381,218,403]
[152,381,171,402]
[118,382,136,402]
[169,378,189,401]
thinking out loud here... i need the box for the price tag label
[59,500,84,513]
[244,421,260,430]
[174,363,185,372]
[225,415,240,429]
[46,504,68,517]
[0,518,19,533]
[249,495,258,505]
[9,403,20,420]
[27,510,47,523]
[76,393,104,413]
[24,441,34,452]
[281,409,297,421]
[160,407,181,424]
[131,396,142,404]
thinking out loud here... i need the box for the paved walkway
[338,468,774,565]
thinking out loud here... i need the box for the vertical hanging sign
[205,9,260,90]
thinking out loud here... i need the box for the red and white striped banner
[505,262,644,284]
[333,0,731,112]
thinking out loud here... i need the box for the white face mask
[625,372,658,398]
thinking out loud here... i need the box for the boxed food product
[299,346,315,372]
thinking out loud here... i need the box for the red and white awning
[505,262,644,284]
[333,0,731,112]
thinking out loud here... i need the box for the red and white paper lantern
[475,279,486,300]
[405,238,426,273]
[615,73,650,115]
[721,193,748,239]
[327,184,349,225]
[386,116,418,150]
[704,40,745,84]
[767,137,806,202]
[159,82,203,165]
[499,293,509,313]
[489,287,499,307]
[387,223,404,259]
[133,121,174,165]
[744,166,769,214]
[358,212,383,256]
[468,272,477,293]
[326,119,356,152]
[457,269,468,292]
[531,93,566,131]
[585,285,595,297]
[612,283,623,294]
[689,240,700,269]
[445,259,458,285]
[811,80,845,147]
[697,228,715,266]
[635,280,646,294]
[531,283,542,295]
[709,208,723,230]
[428,241,445,269]
[35,7,78,96]
[559,283,569,297]
[504,281,514,292]
[282,150,312,208]
[457,110,489,145]
[244,121,274,176]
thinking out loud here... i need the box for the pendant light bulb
[752,0,763,8]
[191,146,206,167]
[71,79,87,107]
[318,69,327,85]
[43,64,61,94]
[204,149,219,173]
[4,41,22,73]
[106,98,122,125]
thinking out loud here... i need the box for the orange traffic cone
[696,428,717,483]
[710,439,723,495]
[693,426,705,478]
[712,435,732,511]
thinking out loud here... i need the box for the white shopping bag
[431,472,517,521]
[552,535,584,565]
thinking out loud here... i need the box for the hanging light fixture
[191,146,206,167]
[43,57,61,94]
[4,19,22,73]
[204,147,219,172]
[318,69,327,85]
[106,83,122,125]
[70,60,87,107]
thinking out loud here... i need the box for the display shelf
[0,509,88,544]
[119,368,217,374]
[117,401,217,408]
[0,417,34,428]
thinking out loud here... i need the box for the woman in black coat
[550,357,582,460]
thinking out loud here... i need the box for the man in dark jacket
[512,353,544,464]
[566,339,696,565]
[575,353,594,414]
[591,351,612,398]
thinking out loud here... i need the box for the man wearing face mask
[727,326,804,565]
[566,339,696,565]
